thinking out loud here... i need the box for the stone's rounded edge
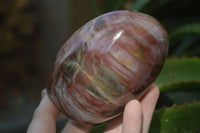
[47,10,169,124]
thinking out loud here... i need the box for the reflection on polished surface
[48,10,169,124]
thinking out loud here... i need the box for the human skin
[27,84,159,133]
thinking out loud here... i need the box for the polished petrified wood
[48,10,169,124]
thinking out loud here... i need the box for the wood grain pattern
[48,10,169,124]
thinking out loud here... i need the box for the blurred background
[0,0,200,133]
[0,0,95,132]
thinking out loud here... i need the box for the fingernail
[41,89,47,99]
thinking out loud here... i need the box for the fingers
[122,100,143,133]
[105,84,159,133]
[61,120,92,133]
[27,89,60,133]
[105,100,142,133]
[140,84,160,133]
[27,89,92,133]
[27,84,159,133]
[104,115,123,133]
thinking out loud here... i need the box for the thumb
[27,89,60,133]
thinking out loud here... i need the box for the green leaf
[159,82,200,93]
[172,36,197,57]
[150,102,200,133]
[154,57,200,91]
[165,90,200,105]
[156,82,200,107]
[169,23,200,40]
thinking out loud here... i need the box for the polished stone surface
[48,10,169,124]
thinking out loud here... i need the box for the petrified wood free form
[48,10,169,124]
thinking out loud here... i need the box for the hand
[27,84,159,133]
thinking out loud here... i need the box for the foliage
[91,0,200,132]
[150,102,200,133]
[154,57,200,91]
